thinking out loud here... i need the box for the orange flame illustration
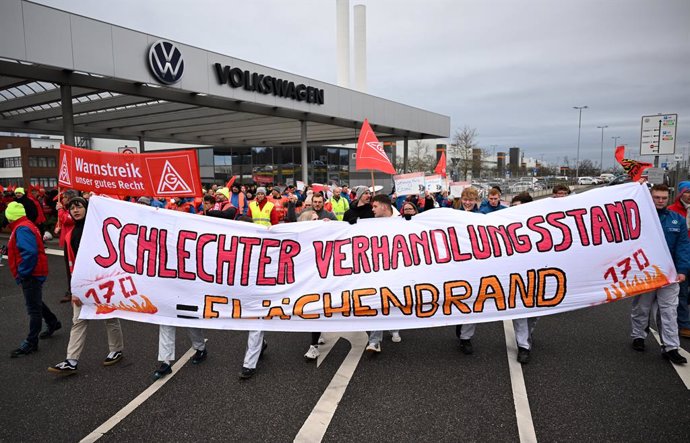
[95,295,158,315]
[604,265,670,301]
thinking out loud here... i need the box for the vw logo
[148,40,184,85]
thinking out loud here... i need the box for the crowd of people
[2,179,688,382]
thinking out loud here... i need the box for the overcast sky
[35,0,690,167]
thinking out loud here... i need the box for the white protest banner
[72,183,675,332]
[450,182,470,198]
[296,180,305,191]
[394,172,425,195]
[425,174,446,193]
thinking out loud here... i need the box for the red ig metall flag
[355,119,396,174]
[434,150,447,178]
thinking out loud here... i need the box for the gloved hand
[348,217,358,225]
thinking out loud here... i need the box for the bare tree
[397,140,435,173]
[577,159,598,177]
[449,126,483,180]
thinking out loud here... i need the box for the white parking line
[45,247,64,256]
[503,321,538,443]
[294,332,368,443]
[649,329,690,389]
[79,343,201,443]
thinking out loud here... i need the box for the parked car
[607,175,631,186]
[577,176,595,185]
[599,173,615,183]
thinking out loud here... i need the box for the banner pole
[370,170,376,194]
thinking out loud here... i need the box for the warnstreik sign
[58,144,202,197]
[72,184,675,331]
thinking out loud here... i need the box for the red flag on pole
[355,119,396,174]
[615,146,653,181]
[434,151,447,178]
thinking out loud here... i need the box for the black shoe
[152,363,173,380]
[103,351,123,366]
[632,338,645,352]
[39,321,62,339]
[258,340,268,360]
[662,349,688,365]
[517,347,531,364]
[10,342,37,358]
[459,339,473,355]
[239,367,256,379]
[191,348,207,364]
[48,360,78,376]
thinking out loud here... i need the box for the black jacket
[343,203,374,224]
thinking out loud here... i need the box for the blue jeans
[678,275,690,330]
[21,277,58,346]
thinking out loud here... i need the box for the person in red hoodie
[667,180,690,338]
[6,202,61,357]
[54,190,77,303]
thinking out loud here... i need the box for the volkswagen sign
[148,40,184,85]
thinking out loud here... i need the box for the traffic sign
[118,146,138,154]
[674,154,683,162]
[640,114,677,156]
[646,167,665,184]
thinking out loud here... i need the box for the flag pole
[370,170,376,194]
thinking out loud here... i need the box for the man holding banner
[365,194,402,352]
[631,184,688,365]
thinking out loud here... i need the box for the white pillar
[353,4,367,92]
[336,0,350,88]
[301,121,309,184]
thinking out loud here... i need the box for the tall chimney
[353,4,367,92]
[336,0,350,87]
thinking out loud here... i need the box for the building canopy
[0,0,449,147]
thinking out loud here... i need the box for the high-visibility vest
[249,200,275,226]
[269,196,287,221]
[329,197,349,221]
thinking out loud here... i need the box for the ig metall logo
[148,40,184,85]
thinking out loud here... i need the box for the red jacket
[56,207,75,248]
[8,217,48,280]
[28,194,46,225]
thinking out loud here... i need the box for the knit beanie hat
[678,181,690,195]
[216,187,230,200]
[5,202,26,222]
[67,196,88,210]
[14,187,25,196]
[355,186,369,201]
[137,196,151,205]
[256,187,267,195]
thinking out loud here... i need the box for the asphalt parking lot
[1,249,689,442]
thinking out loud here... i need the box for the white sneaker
[391,332,401,343]
[365,342,381,353]
[304,345,320,360]
[318,335,325,345]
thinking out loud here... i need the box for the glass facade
[212,146,352,186]
[28,156,56,168]
[30,177,58,188]
[0,156,21,168]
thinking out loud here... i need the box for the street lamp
[597,125,608,173]
[574,106,588,178]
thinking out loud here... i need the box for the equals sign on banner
[176,304,199,319]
